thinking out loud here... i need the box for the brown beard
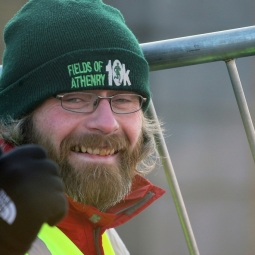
[27,123,143,211]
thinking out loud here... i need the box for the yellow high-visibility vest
[26,224,115,255]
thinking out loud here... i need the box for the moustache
[59,133,130,158]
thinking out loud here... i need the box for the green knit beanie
[0,0,150,120]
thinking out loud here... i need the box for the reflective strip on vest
[26,224,115,255]
[102,230,115,255]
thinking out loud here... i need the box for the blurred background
[1,0,255,254]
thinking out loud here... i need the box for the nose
[85,99,119,134]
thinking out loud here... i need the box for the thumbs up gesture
[0,145,68,255]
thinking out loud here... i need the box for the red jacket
[1,141,165,255]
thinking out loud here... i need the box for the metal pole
[226,59,255,162]
[147,101,200,255]
[141,26,255,71]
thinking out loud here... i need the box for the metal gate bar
[226,59,255,162]
[140,25,255,255]
[141,26,255,70]
[147,101,200,255]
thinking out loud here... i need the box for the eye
[115,98,130,103]
[62,95,87,108]
[113,95,133,104]
[65,97,83,103]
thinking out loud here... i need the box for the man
[0,0,165,254]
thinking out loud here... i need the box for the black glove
[0,145,68,255]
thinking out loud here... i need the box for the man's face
[30,90,144,211]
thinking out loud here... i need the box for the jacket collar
[62,174,165,229]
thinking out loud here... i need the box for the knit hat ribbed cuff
[0,48,149,119]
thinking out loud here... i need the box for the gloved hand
[0,145,68,255]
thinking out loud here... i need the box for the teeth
[73,146,118,155]
[93,148,99,155]
[81,146,86,153]
[100,149,107,156]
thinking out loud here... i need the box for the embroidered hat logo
[67,59,131,89]
[106,60,131,86]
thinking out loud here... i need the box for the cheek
[33,108,76,150]
[120,113,143,148]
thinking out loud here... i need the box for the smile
[71,146,119,156]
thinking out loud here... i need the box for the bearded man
[0,0,165,254]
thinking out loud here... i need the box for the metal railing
[141,26,255,255]
[1,25,255,255]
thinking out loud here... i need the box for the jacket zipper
[92,191,155,255]
[94,227,102,255]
